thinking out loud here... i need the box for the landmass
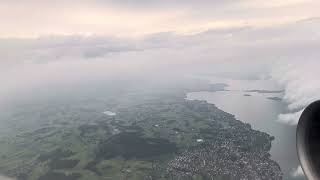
[0,81,282,180]
[208,83,229,91]
[244,90,284,94]
[267,97,282,101]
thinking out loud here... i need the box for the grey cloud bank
[0,17,320,127]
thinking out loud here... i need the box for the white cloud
[273,60,320,110]
[291,165,305,177]
[272,59,320,125]
[0,16,320,113]
[278,110,303,125]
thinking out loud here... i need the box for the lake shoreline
[186,84,303,180]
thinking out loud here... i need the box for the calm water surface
[187,78,305,180]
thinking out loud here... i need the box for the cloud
[278,110,303,125]
[0,16,320,111]
[291,166,305,177]
[0,0,319,37]
[266,18,320,125]
[272,59,320,125]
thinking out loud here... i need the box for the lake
[187,77,305,180]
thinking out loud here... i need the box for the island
[244,90,284,94]
[267,97,283,101]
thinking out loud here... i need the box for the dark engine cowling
[297,100,320,180]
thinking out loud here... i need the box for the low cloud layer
[272,59,320,125]
[277,110,303,125]
[0,17,320,123]
[291,165,305,177]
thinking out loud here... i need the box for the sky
[0,0,320,38]
[1,0,320,119]
[1,1,320,124]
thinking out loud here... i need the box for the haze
[0,0,319,121]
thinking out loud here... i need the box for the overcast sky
[1,1,320,128]
[0,0,319,37]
